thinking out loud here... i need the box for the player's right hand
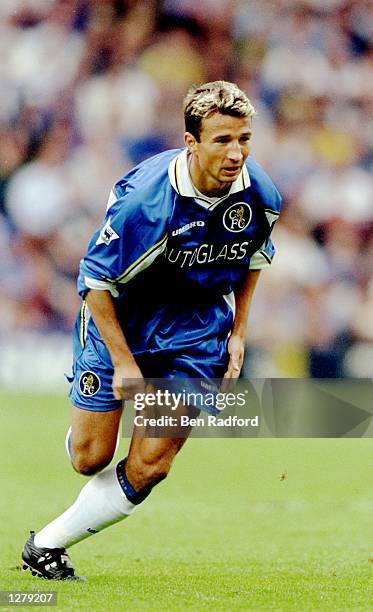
[112,361,146,400]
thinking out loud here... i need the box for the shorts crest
[79,371,101,396]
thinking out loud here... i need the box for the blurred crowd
[0,0,372,377]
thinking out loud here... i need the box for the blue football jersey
[77,148,281,356]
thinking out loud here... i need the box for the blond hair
[183,80,256,140]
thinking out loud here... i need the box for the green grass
[0,392,372,610]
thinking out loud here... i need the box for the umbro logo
[171,220,205,236]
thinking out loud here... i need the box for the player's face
[185,113,252,196]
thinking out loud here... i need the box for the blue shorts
[68,309,230,414]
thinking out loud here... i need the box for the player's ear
[184,132,198,153]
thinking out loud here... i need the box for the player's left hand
[221,334,245,391]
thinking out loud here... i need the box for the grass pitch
[0,392,372,610]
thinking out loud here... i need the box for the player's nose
[227,142,243,162]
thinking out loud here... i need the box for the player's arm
[85,289,145,400]
[223,269,261,381]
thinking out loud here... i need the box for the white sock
[34,465,136,549]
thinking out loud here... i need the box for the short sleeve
[77,188,168,298]
[249,237,276,269]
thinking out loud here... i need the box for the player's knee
[72,454,113,476]
[71,443,114,476]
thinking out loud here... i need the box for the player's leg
[22,318,130,579]
[31,403,125,547]
[63,317,125,474]
[23,369,192,580]
[123,433,187,494]
[33,429,189,549]
[22,430,189,580]
[69,405,123,475]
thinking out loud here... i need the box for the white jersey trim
[84,276,119,297]
[168,149,250,202]
[249,248,272,269]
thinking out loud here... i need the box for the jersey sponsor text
[165,241,252,268]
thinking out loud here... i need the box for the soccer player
[22,81,281,580]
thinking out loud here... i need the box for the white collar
[168,148,250,198]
